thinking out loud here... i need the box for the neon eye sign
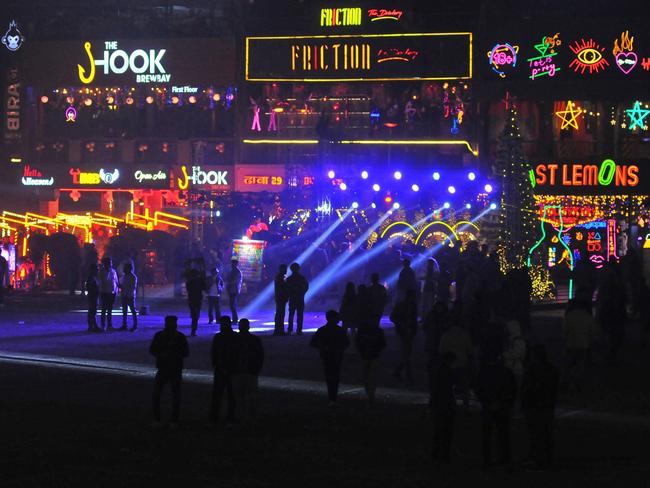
[569,38,609,74]
[487,43,518,77]
[77,40,169,84]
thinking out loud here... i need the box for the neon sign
[320,8,362,27]
[171,85,198,93]
[533,159,639,188]
[134,170,166,183]
[625,101,649,131]
[2,21,25,51]
[5,68,20,137]
[69,168,120,185]
[242,176,283,185]
[377,47,419,63]
[527,35,561,80]
[528,205,574,271]
[607,219,617,261]
[21,165,54,186]
[487,43,518,77]
[65,106,77,123]
[643,58,650,71]
[368,9,403,22]
[176,165,229,190]
[612,31,637,75]
[569,38,609,74]
[291,43,372,72]
[555,100,582,130]
[77,41,169,84]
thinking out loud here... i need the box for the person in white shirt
[207,267,224,324]
[99,257,119,331]
[226,259,243,323]
[120,262,138,331]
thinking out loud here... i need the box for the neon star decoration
[555,100,583,130]
[569,38,609,74]
[626,101,649,131]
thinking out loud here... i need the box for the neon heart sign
[612,30,637,75]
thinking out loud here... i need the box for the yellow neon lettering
[177,165,189,190]
[333,44,340,69]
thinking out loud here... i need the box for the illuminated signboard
[320,8,362,27]
[69,167,120,185]
[368,9,403,22]
[21,165,54,186]
[173,165,233,191]
[18,38,235,87]
[235,164,286,192]
[2,21,25,51]
[246,33,472,81]
[527,35,561,80]
[531,158,650,195]
[134,169,167,183]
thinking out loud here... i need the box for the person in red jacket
[310,310,350,407]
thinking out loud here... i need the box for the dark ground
[1,293,650,487]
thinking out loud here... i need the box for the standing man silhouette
[149,315,189,427]
[226,259,243,324]
[286,262,309,335]
[99,257,119,331]
[274,264,288,336]
[120,262,138,331]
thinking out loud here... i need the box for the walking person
[521,345,559,471]
[355,312,386,406]
[439,316,473,410]
[396,258,418,303]
[226,259,243,324]
[310,310,350,407]
[339,282,358,334]
[286,262,309,335]
[149,315,189,427]
[120,263,138,331]
[185,266,206,337]
[236,318,264,425]
[563,293,594,393]
[99,257,118,331]
[432,352,457,465]
[85,264,100,332]
[390,289,418,384]
[274,264,288,335]
[210,316,241,424]
[477,342,517,470]
[368,273,388,327]
[206,267,224,325]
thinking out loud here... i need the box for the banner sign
[18,38,235,87]
[246,32,472,81]
[531,158,650,195]
[4,68,21,144]
[232,239,266,282]
[235,164,286,192]
[171,165,234,191]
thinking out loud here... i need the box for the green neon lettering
[529,169,536,188]
[598,158,616,186]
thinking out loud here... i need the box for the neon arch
[415,221,458,244]
[380,221,417,238]
[452,220,480,233]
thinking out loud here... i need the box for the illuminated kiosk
[527,158,649,299]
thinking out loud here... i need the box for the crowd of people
[79,239,647,472]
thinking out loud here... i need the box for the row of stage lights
[338,201,498,211]
[325,169,495,195]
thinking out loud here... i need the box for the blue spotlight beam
[305,210,395,303]
[241,208,354,317]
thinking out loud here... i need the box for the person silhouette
[226,259,243,324]
[120,262,138,331]
[310,310,350,407]
[432,351,457,464]
[236,318,265,424]
[206,266,224,325]
[210,315,241,424]
[286,263,309,335]
[355,310,386,406]
[396,258,417,303]
[274,264,288,336]
[85,264,100,332]
[368,273,388,328]
[149,315,189,427]
[390,289,418,384]
[185,266,206,337]
[99,257,118,331]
